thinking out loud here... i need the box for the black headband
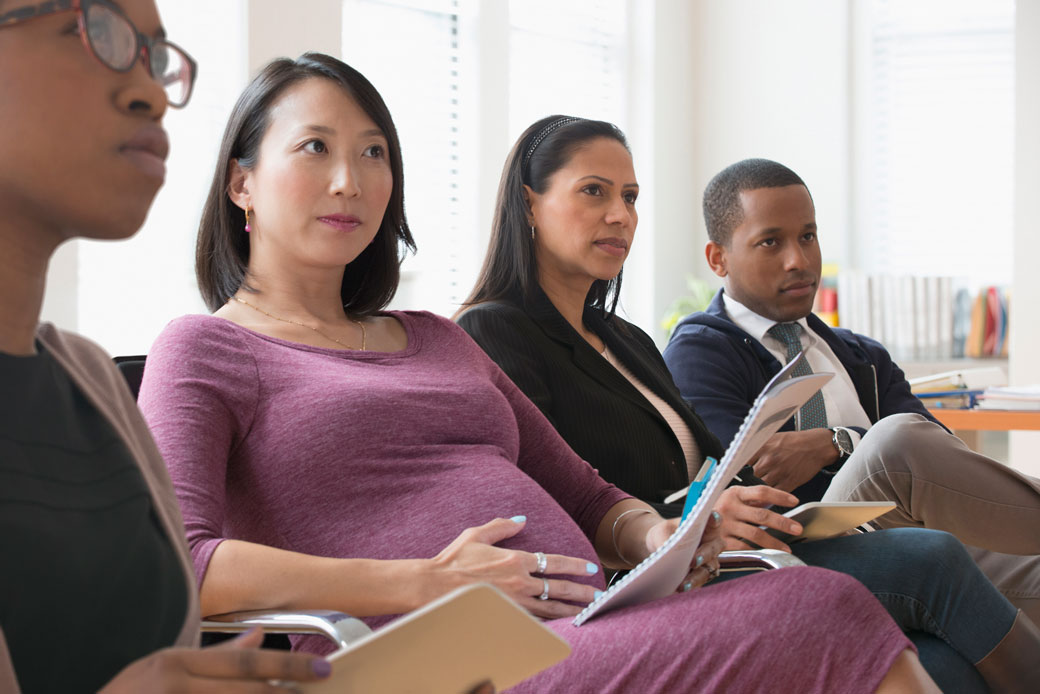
[521,117,583,169]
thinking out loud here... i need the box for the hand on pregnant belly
[426,516,602,619]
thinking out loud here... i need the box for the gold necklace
[230,296,367,350]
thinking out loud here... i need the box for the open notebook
[302,584,570,693]
[573,353,831,626]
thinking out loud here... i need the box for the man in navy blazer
[662,157,1040,621]
[666,284,940,503]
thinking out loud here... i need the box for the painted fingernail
[234,626,260,640]
[312,658,332,677]
[683,581,693,592]
[712,510,722,524]
[695,555,704,568]
[586,562,599,574]
[510,515,526,523]
[594,590,604,600]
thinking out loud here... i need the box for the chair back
[111,352,299,650]
[113,355,147,400]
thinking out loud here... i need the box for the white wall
[248,0,341,74]
[1009,1,1040,476]
[617,0,698,340]
[622,0,851,345]
[40,0,250,355]
[688,0,852,279]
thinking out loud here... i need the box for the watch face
[834,428,853,455]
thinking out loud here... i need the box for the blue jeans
[722,528,1015,693]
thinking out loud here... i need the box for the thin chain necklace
[230,296,367,350]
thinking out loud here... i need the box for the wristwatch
[824,427,855,474]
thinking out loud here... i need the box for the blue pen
[681,456,718,522]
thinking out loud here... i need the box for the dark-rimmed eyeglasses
[0,0,198,108]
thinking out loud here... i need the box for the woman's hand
[644,511,727,593]
[98,627,331,693]
[714,485,803,552]
[429,517,601,619]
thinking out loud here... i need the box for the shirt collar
[721,291,817,350]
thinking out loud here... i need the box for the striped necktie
[767,322,828,430]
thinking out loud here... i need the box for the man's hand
[714,486,803,552]
[748,430,838,492]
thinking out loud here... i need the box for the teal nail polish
[510,515,526,523]
[695,555,704,568]
[712,510,722,524]
[593,590,604,600]
[683,581,693,592]
[586,562,598,574]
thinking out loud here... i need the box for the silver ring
[534,551,548,574]
[538,578,550,600]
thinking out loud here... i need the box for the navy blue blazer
[662,289,941,501]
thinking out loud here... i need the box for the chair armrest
[719,549,805,572]
[200,610,372,650]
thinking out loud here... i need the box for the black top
[0,345,186,693]
[457,289,726,516]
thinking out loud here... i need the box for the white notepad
[573,353,831,626]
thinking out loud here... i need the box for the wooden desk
[927,408,1040,449]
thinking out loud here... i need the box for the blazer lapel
[525,290,676,424]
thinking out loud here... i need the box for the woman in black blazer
[455,115,1038,691]
[457,285,720,514]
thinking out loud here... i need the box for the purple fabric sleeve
[138,316,259,586]
[139,311,627,593]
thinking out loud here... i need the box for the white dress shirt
[723,293,873,442]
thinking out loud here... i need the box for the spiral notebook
[573,353,832,626]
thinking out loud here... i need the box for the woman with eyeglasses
[0,1,337,691]
[137,51,943,693]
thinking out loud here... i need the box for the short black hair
[460,115,629,315]
[702,158,808,246]
[196,52,414,314]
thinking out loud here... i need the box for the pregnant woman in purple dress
[138,52,937,692]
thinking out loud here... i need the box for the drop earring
[530,225,536,239]
[244,207,253,233]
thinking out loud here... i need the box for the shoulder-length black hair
[196,52,414,314]
[460,115,629,316]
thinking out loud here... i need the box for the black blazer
[457,289,724,514]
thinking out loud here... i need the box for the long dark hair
[460,115,630,316]
[196,52,414,314]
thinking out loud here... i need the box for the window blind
[861,0,1013,283]
[508,0,629,135]
[342,0,464,316]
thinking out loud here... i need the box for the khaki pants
[823,413,1040,623]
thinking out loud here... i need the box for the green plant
[661,276,715,337]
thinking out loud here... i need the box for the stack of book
[908,366,1006,410]
[977,386,1040,411]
